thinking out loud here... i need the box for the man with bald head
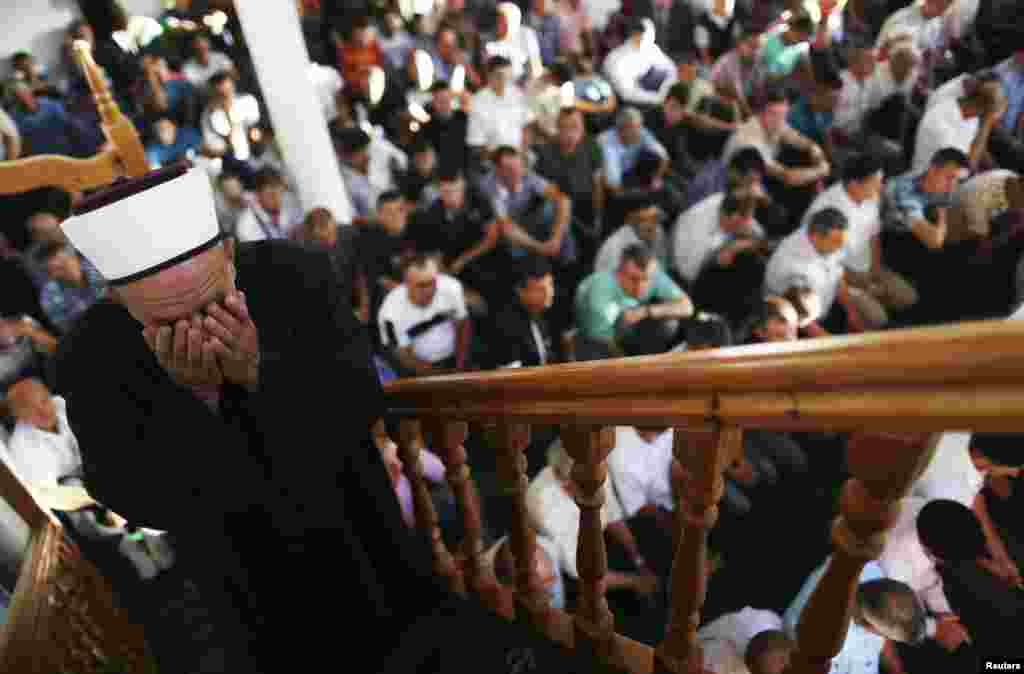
[55,163,579,672]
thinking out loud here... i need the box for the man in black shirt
[420,80,470,174]
[355,190,420,325]
[534,108,604,252]
[487,256,558,369]
[409,169,503,314]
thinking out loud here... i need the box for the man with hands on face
[55,163,576,673]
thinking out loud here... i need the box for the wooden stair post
[561,425,618,663]
[496,422,551,630]
[786,432,934,674]
[657,424,743,674]
[423,419,508,616]
[397,419,463,595]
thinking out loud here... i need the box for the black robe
[55,241,580,672]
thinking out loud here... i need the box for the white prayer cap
[61,163,221,286]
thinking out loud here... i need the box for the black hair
[666,82,693,106]
[547,60,575,85]
[916,499,987,562]
[493,145,520,164]
[437,167,463,184]
[486,55,512,72]
[729,147,767,175]
[970,432,1024,467]
[338,126,371,154]
[745,630,794,672]
[758,82,790,109]
[11,51,31,66]
[429,80,451,93]
[820,69,844,90]
[410,138,435,156]
[626,16,648,35]
[618,192,657,217]
[620,243,653,270]
[807,207,848,236]
[789,12,815,34]
[377,190,404,208]
[208,70,234,89]
[514,256,553,290]
[671,49,701,65]
[688,316,733,349]
[843,153,885,183]
[929,147,970,170]
[401,252,436,275]
[35,240,71,264]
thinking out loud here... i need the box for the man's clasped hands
[141,290,261,392]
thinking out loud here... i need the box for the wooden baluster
[561,425,617,661]
[397,419,464,595]
[786,432,933,674]
[72,41,148,177]
[495,422,549,629]
[658,424,743,674]
[423,419,508,616]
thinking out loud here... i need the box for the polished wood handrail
[385,320,1024,432]
[386,320,1024,399]
[0,40,148,196]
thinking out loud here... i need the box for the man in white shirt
[802,153,916,329]
[784,561,930,674]
[722,86,830,190]
[1,378,81,489]
[673,192,766,286]
[467,56,532,158]
[201,72,261,169]
[676,192,770,322]
[603,17,678,107]
[234,167,304,242]
[377,255,470,375]
[697,607,792,674]
[607,426,675,520]
[912,76,1006,173]
[183,34,237,88]
[835,47,879,138]
[526,438,658,599]
[876,0,954,92]
[765,208,862,336]
[484,3,543,84]
[595,201,671,274]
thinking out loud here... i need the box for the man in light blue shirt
[785,557,931,674]
[598,107,670,191]
[992,53,1024,173]
[995,54,1024,135]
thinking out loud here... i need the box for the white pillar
[234,0,353,224]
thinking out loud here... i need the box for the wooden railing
[383,319,1024,674]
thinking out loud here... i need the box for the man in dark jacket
[54,163,580,672]
[487,255,558,369]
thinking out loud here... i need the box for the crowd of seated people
[1,0,1023,671]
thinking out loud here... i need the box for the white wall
[0,0,164,79]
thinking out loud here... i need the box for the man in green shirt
[757,13,815,82]
[574,243,693,359]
